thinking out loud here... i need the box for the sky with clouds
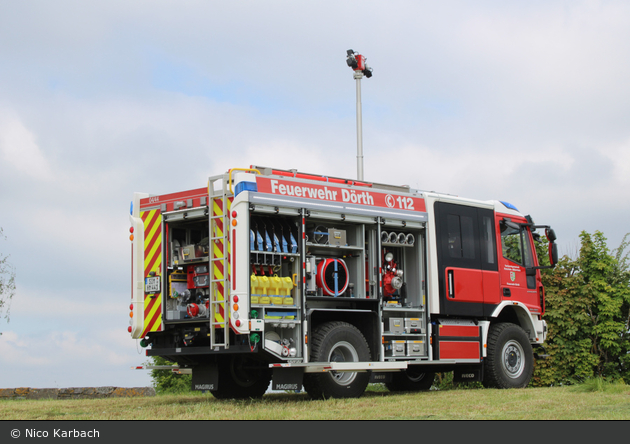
[1,1,629,388]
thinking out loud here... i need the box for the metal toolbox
[388,318,404,334]
[385,340,406,357]
[406,340,426,357]
[328,228,347,246]
[405,317,425,334]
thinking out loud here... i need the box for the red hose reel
[316,258,349,296]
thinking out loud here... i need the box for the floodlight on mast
[346,49,373,181]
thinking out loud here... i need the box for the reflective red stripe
[232,229,236,291]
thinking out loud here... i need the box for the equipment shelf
[382,332,426,337]
[250,251,300,256]
[382,306,425,312]
[305,243,363,251]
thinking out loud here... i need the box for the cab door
[435,202,499,317]
[497,217,539,310]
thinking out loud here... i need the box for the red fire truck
[129,166,557,398]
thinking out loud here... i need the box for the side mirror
[546,228,557,243]
[549,242,558,266]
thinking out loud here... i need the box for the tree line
[0,228,16,324]
[533,231,630,385]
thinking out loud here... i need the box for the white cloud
[0,329,150,387]
[0,111,53,181]
[0,331,51,367]
[605,137,630,184]
[9,286,123,320]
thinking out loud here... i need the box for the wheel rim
[328,341,359,385]
[501,339,525,379]
[405,369,427,383]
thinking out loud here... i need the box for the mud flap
[453,366,483,383]
[369,372,392,384]
[191,363,219,391]
[272,367,304,391]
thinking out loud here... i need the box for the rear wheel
[386,368,435,392]
[303,321,371,399]
[483,323,533,389]
[212,355,271,399]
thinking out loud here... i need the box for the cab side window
[500,221,534,267]
[446,214,475,259]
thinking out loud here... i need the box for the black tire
[386,368,435,392]
[212,355,271,399]
[303,321,371,399]
[483,323,533,389]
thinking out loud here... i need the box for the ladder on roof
[208,175,231,349]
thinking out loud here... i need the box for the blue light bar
[235,180,257,196]
[500,201,519,211]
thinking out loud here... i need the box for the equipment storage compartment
[252,302,302,359]
[249,215,300,305]
[163,208,211,323]
[249,212,303,359]
[380,224,429,360]
[263,327,301,359]
[304,221,367,298]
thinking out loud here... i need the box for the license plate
[145,276,161,293]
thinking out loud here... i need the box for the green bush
[148,356,192,395]
[534,231,630,386]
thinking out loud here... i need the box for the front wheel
[483,323,533,389]
[303,321,371,399]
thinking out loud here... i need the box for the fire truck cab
[129,166,556,398]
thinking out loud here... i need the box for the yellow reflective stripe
[142,209,154,230]
[142,211,162,275]
[140,209,163,334]
[145,240,161,273]
[145,216,161,247]
[213,242,224,259]
[212,200,222,217]
[144,297,161,333]
[210,197,231,327]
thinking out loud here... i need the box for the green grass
[2,382,630,420]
